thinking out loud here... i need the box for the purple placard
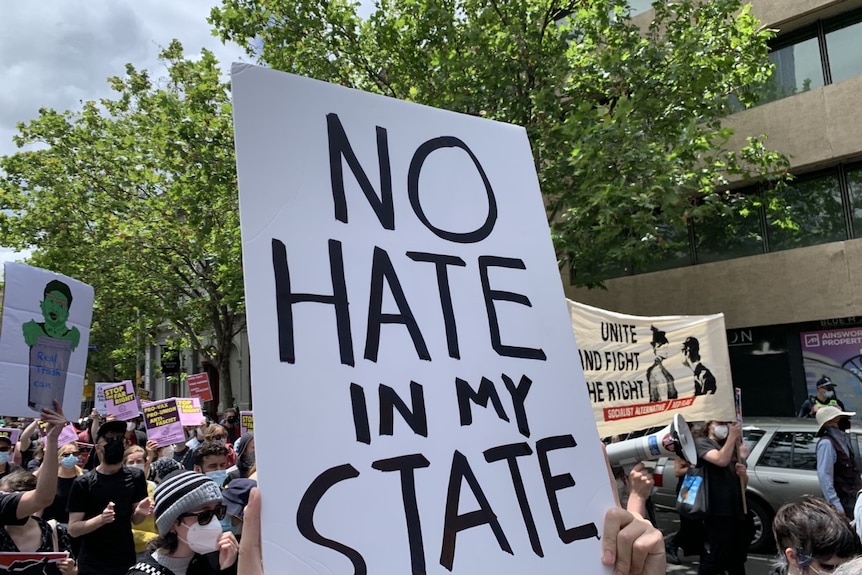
[142,399,184,447]
[176,398,203,427]
[39,421,78,448]
[0,428,21,448]
[104,380,138,421]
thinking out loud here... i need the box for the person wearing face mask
[769,497,857,575]
[0,435,22,480]
[203,425,236,468]
[815,406,861,520]
[193,442,230,489]
[125,446,159,559]
[67,419,153,575]
[219,410,241,445]
[799,376,847,418]
[126,469,239,575]
[39,442,83,525]
[225,434,254,487]
[695,420,749,575]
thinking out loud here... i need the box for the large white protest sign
[569,300,736,437]
[233,64,616,575]
[0,263,94,417]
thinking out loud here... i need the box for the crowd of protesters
[0,401,669,574]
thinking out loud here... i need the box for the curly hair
[193,441,228,468]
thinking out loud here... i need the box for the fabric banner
[800,327,862,415]
[569,300,736,437]
[142,399,184,447]
[0,263,94,417]
[233,64,615,575]
[186,372,213,402]
[239,411,253,435]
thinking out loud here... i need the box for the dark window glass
[846,166,862,237]
[758,38,824,105]
[759,431,793,468]
[742,429,766,453]
[694,193,764,263]
[767,173,846,251]
[790,432,818,471]
[634,222,691,273]
[826,18,862,84]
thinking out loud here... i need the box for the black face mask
[239,451,255,472]
[226,417,236,424]
[839,418,852,431]
[102,439,125,465]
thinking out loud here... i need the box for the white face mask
[127,462,145,471]
[126,421,137,432]
[825,390,836,399]
[161,446,175,459]
[180,516,222,555]
[712,424,729,440]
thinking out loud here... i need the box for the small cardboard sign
[38,421,78,448]
[138,388,151,402]
[0,428,21,448]
[176,397,204,427]
[187,372,213,402]
[103,380,138,421]
[239,411,253,435]
[142,399,185,447]
[0,552,69,574]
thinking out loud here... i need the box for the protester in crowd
[151,457,183,485]
[220,409,241,445]
[0,434,22,481]
[695,420,750,575]
[770,496,858,575]
[816,406,861,519]
[226,433,254,486]
[67,419,153,575]
[193,441,230,489]
[172,433,199,471]
[123,416,148,448]
[799,376,846,418]
[26,440,45,473]
[666,455,704,564]
[125,446,159,560]
[204,424,236,467]
[39,441,83,525]
[0,470,78,574]
[221,478,256,538]
[126,470,239,575]
[0,403,65,524]
[77,408,102,445]
[17,418,42,469]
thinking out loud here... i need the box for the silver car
[651,417,862,552]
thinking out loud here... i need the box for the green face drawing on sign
[22,279,81,351]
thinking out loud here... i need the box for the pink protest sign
[176,398,204,426]
[142,399,185,447]
[39,421,78,448]
[103,380,138,421]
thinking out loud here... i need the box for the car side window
[759,432,794,468]
[759,431,818,470]
[742,429,765,454]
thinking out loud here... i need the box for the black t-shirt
[43,476,76,524]
[695,437,744,518]
[0,492,22,524]
[67,467,147,575]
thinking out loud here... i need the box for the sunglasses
[62,451,81,457]
[179,504,227,526]
[211,435,225,440]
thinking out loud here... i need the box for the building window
[825,13,862,84]
[846,164,862,237]
[766,171,846,252]
[751,9,862,107]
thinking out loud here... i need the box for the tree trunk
[217,348,235,413]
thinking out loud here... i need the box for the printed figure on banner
[683,337,717,396]
[646,325,678,402]
[0,263,94,418]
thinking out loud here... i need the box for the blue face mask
[220,515,239,535]
[61,454,79,469]
[0,452,9,465]
[206,470,228,488]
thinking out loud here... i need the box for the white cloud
[0,0,250,266]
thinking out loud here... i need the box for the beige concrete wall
[750,0,862,30]
[564,238,862,328]
[726,74,862,173]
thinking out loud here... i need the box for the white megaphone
[605,413,697,467]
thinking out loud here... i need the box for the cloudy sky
[0,0,288,268]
